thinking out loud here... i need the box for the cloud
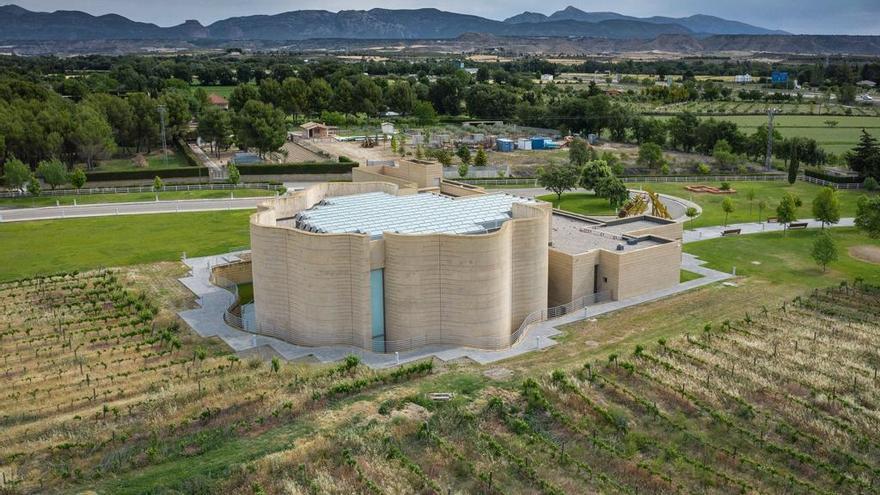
[11,0,880,34]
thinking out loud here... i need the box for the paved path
[178,251,732,369]
[683,218,855,243]
[189,143,224,177]
[0,197,267,222]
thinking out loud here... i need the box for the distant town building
[300,122,335,139]
[857,80,877,88]
[540,74,554,83]
[381,122,395,135]
[734,74,752,84]
[207,94,229,110]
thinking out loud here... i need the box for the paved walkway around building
[683,218,855,243]
[178,251,733,369]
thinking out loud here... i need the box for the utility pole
[157,105,168,165]
[765,108,777,171]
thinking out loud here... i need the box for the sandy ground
[308,139,400,165]
[849,245,880,265]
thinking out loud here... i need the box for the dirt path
[849,245,880,265]
[308,139,399,165]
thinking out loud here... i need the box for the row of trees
[537,139,629,209]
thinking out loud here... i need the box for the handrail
[211,272,246,331]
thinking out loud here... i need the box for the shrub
[865,176,879,191]
[719,181,731,191]
[696,162,711,175]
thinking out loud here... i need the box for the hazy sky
[11,1,880,34]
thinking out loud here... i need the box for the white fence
[0,183,276,199]
[801,175,864,190]
[459,174,866,190]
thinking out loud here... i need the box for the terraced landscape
[204,282,880,494]
[2,259,879,493]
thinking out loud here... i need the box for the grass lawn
[0,210,251,281]
[536,192,618,216]
[679,269,704,283]
[194,85,236,98]
[0,189,276,208]
[92,421,313,494]
[94,149,191,172]
[237,282,254,304]
[684,227,880,289]
[638,180,877,228]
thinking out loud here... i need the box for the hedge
[176,138,201,167]
[804,168,864,184]
[85,167,206,182]
[83,163,354,182]
[237,163,355,175]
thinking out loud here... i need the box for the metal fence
[211,274,245,330]
[0,182,277,199]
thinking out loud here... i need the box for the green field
[95,149,191,172]
[536,192,618,216]
[0,188,276,208]
[639,180,876,228]
[194,85,236,98]
[684,227,880,288]
[652,114,880,155]
[0,210,251,281]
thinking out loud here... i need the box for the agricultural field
[647,110,880,155]
[0,268,435,493]
[0,188,277,208]
[643,100,880,118]
[180,282,880,494]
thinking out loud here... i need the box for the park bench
[721,228,742,236]
[766,217,778,223]
[788,222,809,230]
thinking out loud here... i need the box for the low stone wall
[440,180,486,197]
[210,260,253,286]
[77,173,351,188]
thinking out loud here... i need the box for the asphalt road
[0,197,267,223]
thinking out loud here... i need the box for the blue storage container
[496,138,514,152]
[531,137,545,150]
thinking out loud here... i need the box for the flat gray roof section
[292,192,537,239]
[550,214,666,255]
[598,219,667,236]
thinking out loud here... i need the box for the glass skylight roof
[293,192,536,239]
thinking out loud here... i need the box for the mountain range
[0,4,788,41]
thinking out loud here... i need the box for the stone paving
[178,250,732,369]
[683,218,855,243]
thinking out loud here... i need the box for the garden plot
[201,283,880,494]
[0,270,434,493]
